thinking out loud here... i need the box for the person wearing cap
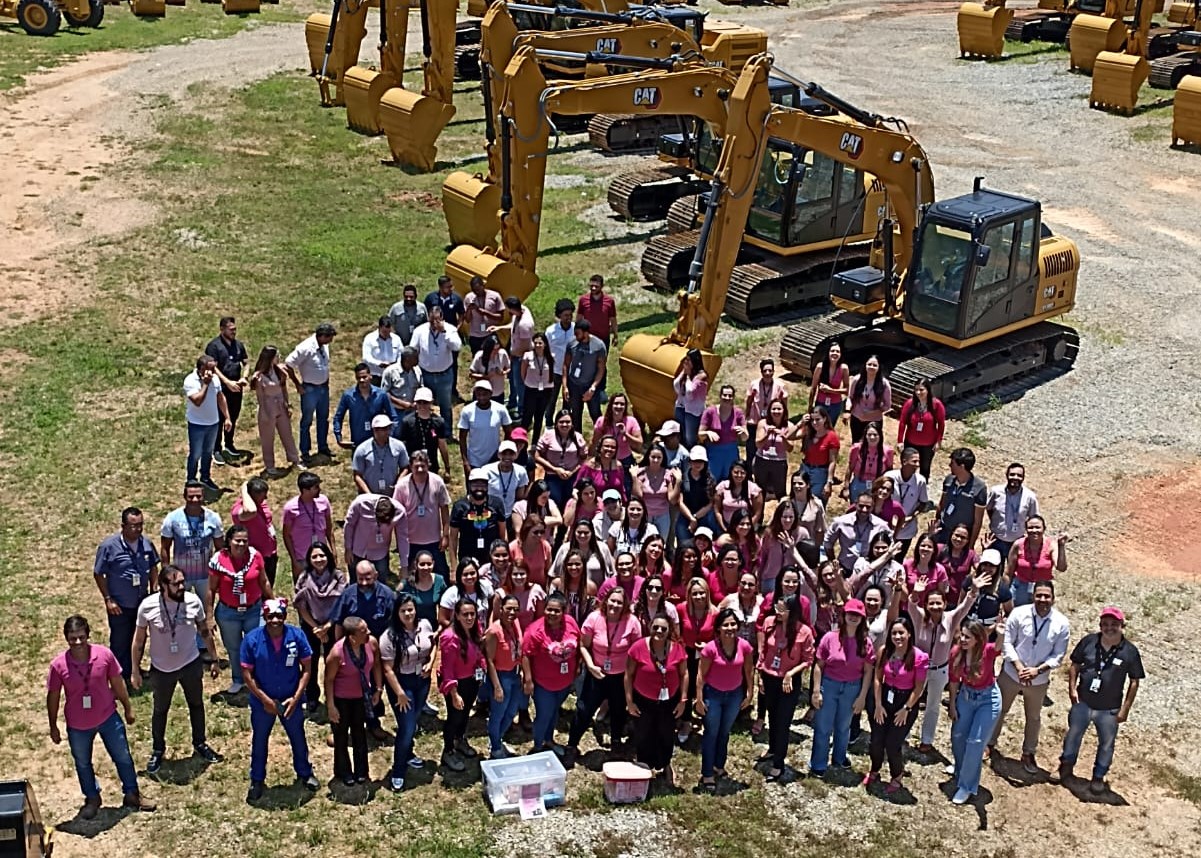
[744,358,788,471]
[481,441,530,517]
[458,380,513,478]
[239,599,319,802]
[284,322,337,465]
[450,470,508,568]
[509,426,534,479]
[496,295,535,421]
[544,300,576,424]
[423,275,467,402]
[677,446,719,545]
[988,580,1070,774]
[411,304,462,432]
[1057,606,1143,794]
[398,388,450,474]
[594,488,625,541]
[362,316,403,386]
[464,274,504,355]
[388,283,428,347]
[965,547,1013,636]
[334,363,397,451]
[809,598,874,777]
[351,415,410,497]
[392,450,452,578]
[343,494,410,584]
[656,420,689,470]
[380,346,423,424]
[562,319,608,432]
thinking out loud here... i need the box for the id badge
[1089,677,1101,693]
[572,364,582,380]
[81,695,93,710]
[559,660,570,675]
[286,654,296,668]
[417,504,427,518]
[915,421,924,432]
[474,667,486,682]
[477,537,486,550]
[376,530,386,544]
[378,479,388,491]
[238,591,247,606]
[363,420,371,434]
[770,656,781,671]
[170,642,180,654]
[886,689,895,706]
[657,686,669,702]
[602,659,612,673]
[944,502,956,518]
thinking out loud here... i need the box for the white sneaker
[944,763,956,775]
[389,776,404,792]
[951,788,972,805]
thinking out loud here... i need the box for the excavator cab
[746,143,867,248]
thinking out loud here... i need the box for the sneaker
[422,701,439,716]
[407,756,426,770]
[951,787,972,805]
[212,450,226,466]
[1055,761,1074,782]
[298,775,320,791]
[1021,753,1039,775]
[455,738,478,759]
[944,763,956,776]
[1089,778,1107,794]
[246,781,264,803]
[223,449,243,463]
[490,746,509,760]
[862,772,878,787]
[226,683,244,695]
[200,479,222,494]
[146,752,163,774]
[389,776,405,792]
[122,792,156,812]
[194,743,224,764]
[441,751,466,773]
[340,773,357,786]
[80,795,101,820]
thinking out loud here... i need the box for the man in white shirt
[362,316,403,386]
[458,380,513,477]
[481,441,529,516]
[284,323,337,464]
[544,298,575,425]
[183,355,232,493]
[884,447,934,556]
[989,580,1070,773]
[410,306,462,434]
[986,462,1040,558]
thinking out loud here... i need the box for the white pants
[920,664,950,745]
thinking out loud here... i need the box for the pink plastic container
[602,761,653,804]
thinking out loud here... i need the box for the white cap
[473,380,493,393]
[656,420,681,437]
[602,489,622,503]
[468,468,489,483]
[693,526,714,541]
[499,440,518,454]
[414,387,434,403]
[370,414,394,429]
[689,445,709,462]
[979,548,1003,567]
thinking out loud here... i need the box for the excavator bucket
[445,246,539,302]
[957,3,1015,59]
[343,67,400,135]
[305,6,369,107]
[378,88,457,172]
[442,171,502,248]
[1090,50,1149,112]
[129,0,165,17]
[619,335,721,429]
[1171,74,1201,144]
[1069,14,1127,72]
[221,0,260,12]
[1167,0,1194,22]
[466,0,486,15]
[305,14,333,77]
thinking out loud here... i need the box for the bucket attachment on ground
[957,3,1015,58]
[442,171,502,248]
[1172,74,1201,144]
[129,0,165,15]
[1069,14,1127,72]
[1090,50,1149,112]
[222,0,259,11]
[1167,0,1194,22]
[619,336,721,429]
[343,67,399,135]
[445,246,538,303]
[378,88,457,172]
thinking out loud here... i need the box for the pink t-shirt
[522,616,581,692]
[700,405,746,445]
[47,646,120,731]
[816,631,874,683]
[637,468,676,518]
[757,616,816,677]
[949,641,1000,689]
[581,612,642,674]
[592,415,640,461]
[848,443,895,485]
[332,638,375,700]
[438,626,487,693]
[673,371,709,417]
[281,494,332,557]
[715,480,761,520]
[880,646,930,691]
[627,637,687,700]
[576,463,625,501]
[701,637,753,692]
[746,378,787,423]
[903,559,950,593]
[393,473,451,545]
[231,498,277,558]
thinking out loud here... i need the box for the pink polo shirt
[880,647,930,691]
[581,612,642,674]
[700,405,746,445]
[522,616,581,692]
[701,637,753,692]
[627,637,686,700]
[592,415,640,461]
[47,646,120,731]
[438,627,487,694]
[393,472,451,545]
[816,631,874,683]
[757,616,816,677]
[949,642,1000,689]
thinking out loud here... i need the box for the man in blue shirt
[94,507,161,681]
[239,599,319,803]
[424,275,466,403]
[332,561,396,738]
[333,363,397,449]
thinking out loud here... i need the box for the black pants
[300,620,336,706]
[569,672,627,748]
[545,374,563,423]
[443,677,481,753]
[523,386,554,440]
[869,684,919,779]
[332,696,369,778]
[760,673,802,770]
[849,414,870,444]
[263,554,279,588]
[151,657,207,754]
[224,388,243,450]
[684,648,701,723]
[912,444,936,481]
[566,385,601,434]
[633,690,679,770]
[107,604,139,680]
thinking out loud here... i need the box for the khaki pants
[989,669,1049,755]
[257,391,299,470]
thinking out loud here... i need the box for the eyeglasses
[532,529,546,535]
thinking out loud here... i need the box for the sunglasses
[532,529,546,535]
[645,584,663,592]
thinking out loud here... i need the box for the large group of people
[50,281,1143,821]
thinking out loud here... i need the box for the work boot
[79,795,101,820]
[122,792,156,812]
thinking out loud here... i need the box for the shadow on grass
[146,754,216,786]
[250,782,320,811]
[541,229,660,257]
[54,805,135,837]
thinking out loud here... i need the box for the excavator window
[909,222,972,335]
[976,221,1014,288]
[747,145,795,241]
[1017,216,1037,282]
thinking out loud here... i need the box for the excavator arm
[343,0,414,134]
[1091,0,1155,111]
[305,0,373,106]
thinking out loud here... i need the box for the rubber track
[778,311,866,376]
[606,165,707,221]
[454,44,482,81]
[586,113,695,153]
[666,194,700,233]
[642,231,699,292]
[1150,53,1200,89]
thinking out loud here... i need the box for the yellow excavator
[341,0,420,135]
[306,0,374,106]
[1068,0,1169,73]
[1150,0,1201,88]
[619,60,1081,427]
[1172,74,1201,144]
[1,0,104,35]
[443,46,749,302]
[1089,0,1157,110]
[956,0,1133,61]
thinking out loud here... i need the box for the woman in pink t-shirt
[493,562,546,631]
[695,607,755,791]
[521,593,581,753]
[937,523,978,607]
[714,460,764,531]
[756,594,816,781]
[756,502,805,596]
[842,421,895,504]
[947,620,1002,804]
[592,393,644,474]
[510,515,552,588]
[677,576,717,744]
[625,617,688,780]
[577,436,626,502]
[632,444,678,538]
[809,599,874,776]
[865,614,929,794]
[666,542,703,605]
[707,545,746,605]
[438,599,487,771]
[565,588,642,764]
[903,533,949,594]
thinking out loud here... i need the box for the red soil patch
[1114,467,1201,582]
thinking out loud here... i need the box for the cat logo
[595,37,620,53]
[633,86,662,108]
[838,132,864,160]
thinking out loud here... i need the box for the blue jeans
[488,668,527,755]
[1060,701,1120,779]
[422,367,455,436]
[544,473,575,513]
[1011,578,1037,607]
[675,406,702,449]
[531,684,572,749]
[849,477,872,503]
[298,382,331,457]
[802,463,831,500]
[700,684,745,778]
[186,421,220,483]
[509,359,524,417]
[707,442,739,482]
[215,601,263,686]
[676,509,721,546]
[107,604,139,680]
[68,710,139,799]
[249,696,313,783]
[810,676,861,772]
[951,683,1002,795]
[391,672,430,776]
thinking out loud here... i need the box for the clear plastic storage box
[479,751,567,815]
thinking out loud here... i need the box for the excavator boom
[306,0,373,106]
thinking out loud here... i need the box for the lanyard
[162,595,184,640]
[650,641,670,689]
[412,478,430,506]
[299,500,319,533]
[371,443,392,485]
[65,651,93,693]
[498,468,515,500]
[121,537,147,575]
[1094,639,1121,674]
[1031,614,1050,644]
[1006,490,1022,526]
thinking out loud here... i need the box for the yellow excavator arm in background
[306,0,374,107]
[1090,0,1157,112]
[343,0,415,134]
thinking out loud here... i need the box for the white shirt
[545,321,575,369]
[987,484,1040,543]
[482,462,529,516]
[884,467,929,541]
[362,330,403,376]
[1001,603,1070,687]
[285,335,330,385]
[411,322,462,373]
[183,371,221,426]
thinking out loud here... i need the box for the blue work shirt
[239,624,312,701]
[333,385,397,446]
[94,533,160,609]
[424,290,465,327]
[332,582,395,639]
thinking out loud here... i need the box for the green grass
[0,0,304,91]
[1147,760,1201,807]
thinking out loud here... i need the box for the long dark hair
[855,421,886,480]
[877,612,916,672]
[800,406,832,447]
[713,607,741,660]
[772,565,802,605]
[559,548,592,622]
[530,332,555,376]
[726,459,751,501]
[773,593,804,653]
[526,479,551,514]
[839,603,870,659]
[450,598,483,660]
[634,573,667,633]
[622,497,650,543]
[454,558,486,601]
[639,535,668,577]
[478,333,501,368]
[250,345,280,387]
[389,593,419,664]
[685,348,704,378]
[850,355,885,406]
[819,341,843,386]
[673,541,701,580]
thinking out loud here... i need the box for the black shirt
[680,467,714,515]
[1070,632,1144,711]
[450,498,506,566]
[968,578,1012,629]
[206,335,248,381]
[424,291,466,327]
[398,413,447,472]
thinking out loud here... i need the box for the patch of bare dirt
[1114,466,1201,582]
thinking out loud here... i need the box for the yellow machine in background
[1172,74,1201,144]
[956,0,1015,58]
[1068,0,1145,72]
[221,0,259,14]
[129,0,165,16]
[306,0,373,106]
[341,0,416,134]
[0,0,104,33]
[1090,0,1156,111]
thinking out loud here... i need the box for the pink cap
[843,598,867,617]
[1099,606,1125,623]
[510,427,528,442]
